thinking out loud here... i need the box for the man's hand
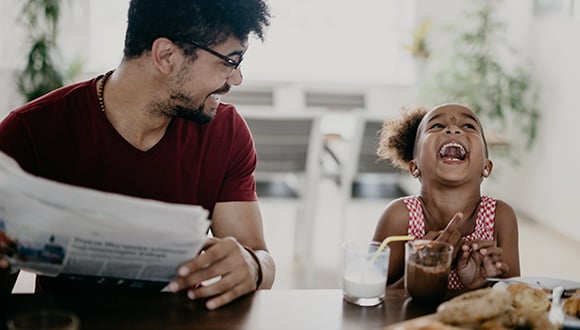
[0,254,15,294]
[168,237,260,310]
[0,258,9,270]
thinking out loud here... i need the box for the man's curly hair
[377,106,428,170]
[124,0,271,59]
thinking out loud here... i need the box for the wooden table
[0,289,437,330]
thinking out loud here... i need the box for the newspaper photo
[0,151,211,286]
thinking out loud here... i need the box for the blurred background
[1,0,579,290]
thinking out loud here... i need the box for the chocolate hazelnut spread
[405,260,449,303]
[404,240,453,303]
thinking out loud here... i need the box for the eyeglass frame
[188,40,243,70]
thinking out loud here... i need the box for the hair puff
[377,106,428,170]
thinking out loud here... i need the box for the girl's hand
[457,240,508,289]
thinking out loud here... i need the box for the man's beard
[156,84,231,124]
[154,63,230,124]
[151,92,213,124]
[168,93,213,124]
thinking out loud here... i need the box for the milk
[342,241,390,306]
[343,270,386,298]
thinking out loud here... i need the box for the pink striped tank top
[403,195,496,290]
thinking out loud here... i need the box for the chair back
[244,113,323,181]
[340,116,404,200]
[354,119,398,175]
[243,112,323,273]
[249,120,312,173]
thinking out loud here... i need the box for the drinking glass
[405,240,453,304]
[342,241,390,306]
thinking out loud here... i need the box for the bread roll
[563,289,580,317]
[506,283,550,312]
[436,288,512,325]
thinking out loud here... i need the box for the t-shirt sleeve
[0,111,38,174]
[217,109,258,202]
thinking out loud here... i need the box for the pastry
[436,287,512,325]
[563,289,580,317]
[506,283,550,312]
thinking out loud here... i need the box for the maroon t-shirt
[0,76,258,218]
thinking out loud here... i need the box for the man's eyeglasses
[189,40,243,70]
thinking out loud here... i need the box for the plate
[493,277,580,328]
[565,314,580,329]
[383,312,580,329]
[489,276,580,291]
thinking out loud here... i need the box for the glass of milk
[342,241,390,306]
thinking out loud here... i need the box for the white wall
[493,4,580,240]
[414,0,580,242]
[0,2,27,113]
[1,0,579,242]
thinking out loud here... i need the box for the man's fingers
[200,237,220,250]
[205,282,248,310]
[0,258,10,269]
[188,269,253,310]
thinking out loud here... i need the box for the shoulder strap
[403,196,425,238]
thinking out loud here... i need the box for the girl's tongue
[438,143,466,161]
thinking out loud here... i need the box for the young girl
[373,103,520,290]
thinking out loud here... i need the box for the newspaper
[0,151,211,287]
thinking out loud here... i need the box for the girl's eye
[463,123,476,129]
[430,123,444,129]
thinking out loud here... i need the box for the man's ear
[151,37,179,74]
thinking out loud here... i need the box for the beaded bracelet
[243,246,263,290]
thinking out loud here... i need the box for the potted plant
[402,19,431,60]
[420,0,540,157]
[16,0,81,102]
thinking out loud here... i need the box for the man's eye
[463,123,476,129]
[225,56,241,68]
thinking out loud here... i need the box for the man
[0,0,274,310]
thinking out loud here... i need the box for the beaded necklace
[97,70,114,113]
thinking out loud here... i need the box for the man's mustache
[213,84,230,95]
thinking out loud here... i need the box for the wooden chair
[336,116,406,240]
[243,112,324,280]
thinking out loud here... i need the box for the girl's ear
[482,160,493,178]
[409,161,420,178]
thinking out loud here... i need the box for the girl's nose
[446,125,461,134]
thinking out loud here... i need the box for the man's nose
[227,67,243,86]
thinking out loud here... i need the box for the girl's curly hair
[377,106,428,170]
